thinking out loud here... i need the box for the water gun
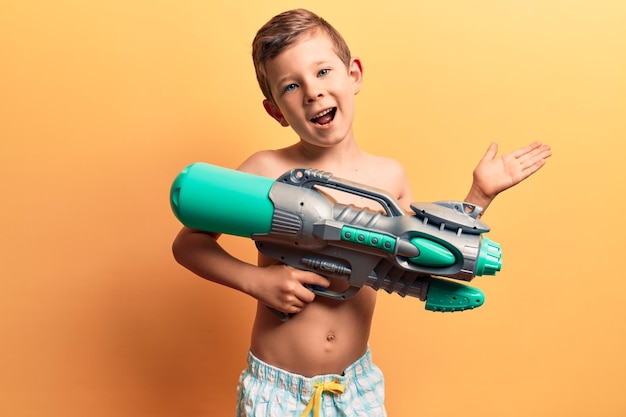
[170,162,502,314]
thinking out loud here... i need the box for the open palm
[472,141,552,200]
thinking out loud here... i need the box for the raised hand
[466,141,552,211]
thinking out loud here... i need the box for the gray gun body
[252,168,501,308]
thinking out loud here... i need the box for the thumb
[480,142,499,163]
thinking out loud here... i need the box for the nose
[304,81,324,103]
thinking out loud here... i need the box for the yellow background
[2,1,625,416]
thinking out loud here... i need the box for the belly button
[326,333,335,342]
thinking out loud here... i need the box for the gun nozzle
[476,236,502,276]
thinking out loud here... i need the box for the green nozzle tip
[476,236,502,276]
[425,279,485,312]
[169,162,275,237]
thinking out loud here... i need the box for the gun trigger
[307,284,327,293]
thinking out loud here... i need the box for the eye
[283,83,298,93]
[318,68,330,77]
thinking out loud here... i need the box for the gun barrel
[170,162,275,237]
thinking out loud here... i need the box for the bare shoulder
[363,154,407,182]
[237,148,295,178]
[359,153,413,204]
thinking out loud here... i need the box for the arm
[465,141,552,214]
[172,227,330,315]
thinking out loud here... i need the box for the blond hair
[252,9,352,102]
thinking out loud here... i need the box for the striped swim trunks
[236,347,386,416]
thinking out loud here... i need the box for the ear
[349,57,364,95]
[263,99,290,127]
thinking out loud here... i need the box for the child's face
[263,30,362,148]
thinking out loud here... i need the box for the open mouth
[310,107,337,125]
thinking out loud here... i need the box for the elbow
[171,228,194,266]
[171,227,220,267]
[171,233,186,266]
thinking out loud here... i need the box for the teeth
[312,108,333,119]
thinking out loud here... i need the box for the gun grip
[267,306,292,322]
[305,284,361,300]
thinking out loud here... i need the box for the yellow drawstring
[300,380,345,417]
[300,381,346,417]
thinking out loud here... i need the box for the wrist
[464,184,494,214]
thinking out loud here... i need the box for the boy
[172,8,551,417]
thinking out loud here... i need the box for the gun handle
[305,284,361,300]
[277,168,405,217]
[267,307,292,322]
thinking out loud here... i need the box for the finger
[518,152,550,179]
[537,144,553,160]
[518,144,552,167]
[280,288,307,309]
[480,142,499,162]
[296,273,331,303]
[289,267,331,287]
[512,141,542,159]
[306,273,331,289]
[294,285,317,304]
[285,304,304,315]
[271,298,303,315]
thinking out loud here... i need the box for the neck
[296,137,362,172]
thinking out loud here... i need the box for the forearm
[172,227,330,314]
[172,227,259,296]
